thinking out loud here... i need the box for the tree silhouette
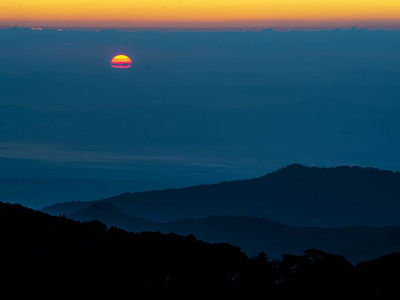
[2,202,400,299]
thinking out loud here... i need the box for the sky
[1,0,400,29]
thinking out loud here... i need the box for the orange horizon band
[1,0,399,27]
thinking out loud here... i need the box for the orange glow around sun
[111,55,132,69]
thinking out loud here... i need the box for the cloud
[188,162,234,168]
[0,143,239,172]
[0,143,184,163]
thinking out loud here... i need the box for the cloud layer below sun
[1,0,400,29]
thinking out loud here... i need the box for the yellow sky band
[1,0,400,27]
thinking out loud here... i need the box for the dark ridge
[341,229,400,264]
[3,201,400,299]
[43,164,400,227]
[0,201,250,298]
[65,203,400,263]
[68,201,157,232]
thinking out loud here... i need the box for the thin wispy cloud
[188,162,235,168]
[0,143,184,163]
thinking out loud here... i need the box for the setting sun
[111,55,132,69]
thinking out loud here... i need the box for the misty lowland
[2,28,400,298]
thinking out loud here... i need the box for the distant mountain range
[64,201,400,263]
[41,164,400,263]
[43,164,400,227]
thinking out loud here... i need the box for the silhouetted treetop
[1,201,400,299]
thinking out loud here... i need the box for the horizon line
[2,25,400,33]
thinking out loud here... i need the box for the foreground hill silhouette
[0,202,256,298]
[2,201,400,299]
[43,164,400,227]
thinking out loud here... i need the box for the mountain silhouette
[341,229,400,263]
[0,201,252,298]
[4,200,400,299]
[43,164,400,227]
[68,201,157,231]
[65,201,400,263]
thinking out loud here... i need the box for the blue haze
[1,27,400,209]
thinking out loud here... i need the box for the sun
[111,55,132,69]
